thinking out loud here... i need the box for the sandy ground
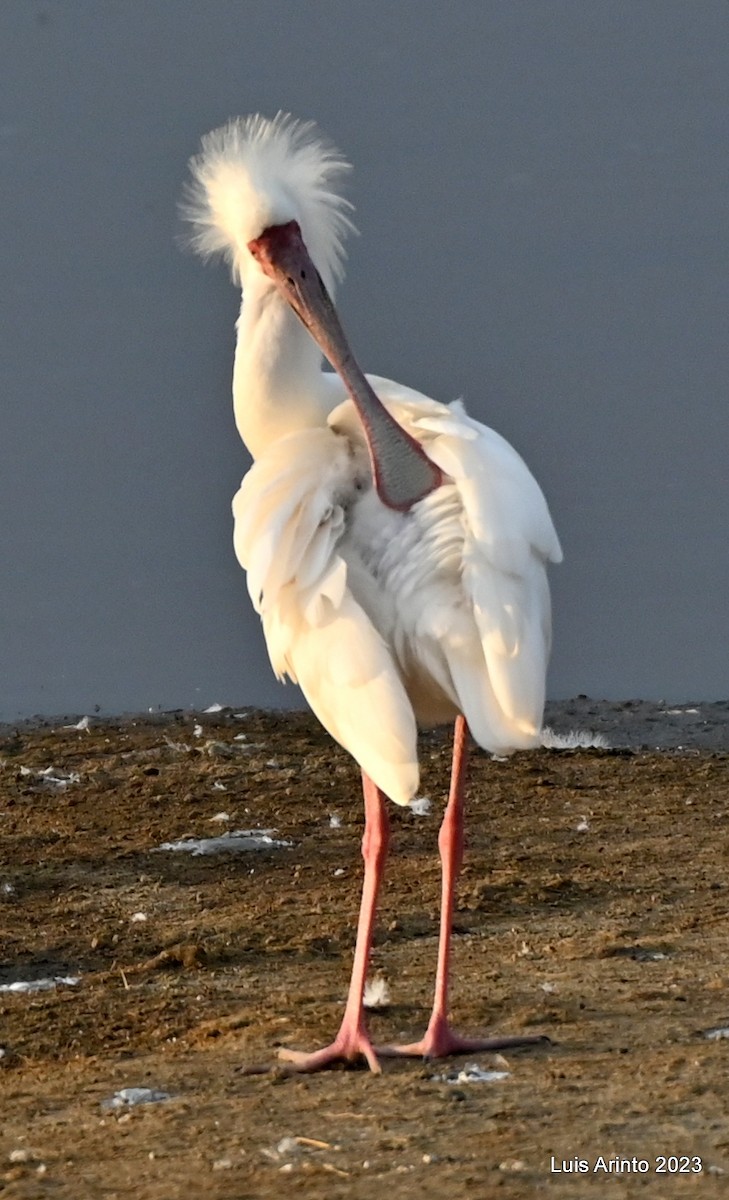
[1,704,729,1199]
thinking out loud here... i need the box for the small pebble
[212,1158,233,1171]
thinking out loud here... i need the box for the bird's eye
[300,270,306,280]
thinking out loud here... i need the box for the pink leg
[277,772,389,1073]
[379,715,545,1059]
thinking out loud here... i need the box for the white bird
[184,113,562,1073]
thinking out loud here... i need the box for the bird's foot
[277,1022,381,1074]
[377,1014,548,1060]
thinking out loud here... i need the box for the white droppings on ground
[201,739,263,757]
[130,912,147,923]
[193,723,203,738]
[209,811,231,823]
[156,829,291,855]
[328,814,342,828]
[410,796,431,817]
[18,766,80,790]
[704,1026,729,1040]
[576,815,590,832]
[102,1087,172,1110]
[261,1135,339,1172]
[0,976,80,994]
[434,1063,510,1084]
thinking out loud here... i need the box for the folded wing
[335,377,563,755]
[232,427,419,805]
[234,380,562,791]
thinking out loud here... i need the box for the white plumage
[186,113,561,806]
[183,113,354,290]
[185,114,562,1072]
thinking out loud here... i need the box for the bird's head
[184,113,443,509]
[183,112,356,296]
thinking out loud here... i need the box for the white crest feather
[182,112,357,291]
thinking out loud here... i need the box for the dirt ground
[2,707,729,1199]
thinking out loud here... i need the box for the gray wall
[2,1,727,719]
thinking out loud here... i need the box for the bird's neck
[232,283,330,458]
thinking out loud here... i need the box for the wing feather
[232,426,419,804]
[329,379,562,754]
